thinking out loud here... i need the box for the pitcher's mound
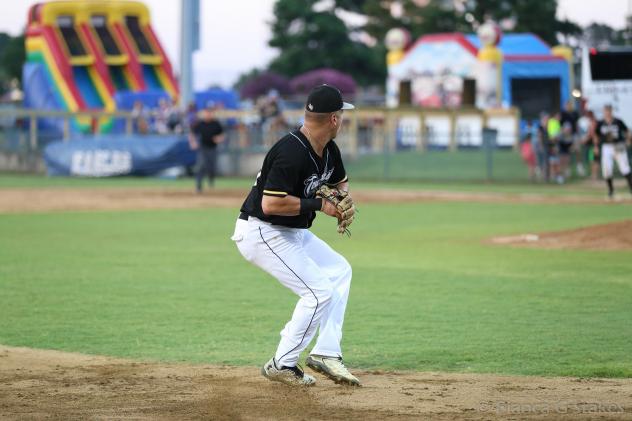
[490,220,632,250]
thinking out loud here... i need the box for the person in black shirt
[594,105,632,198]
[231,85,359,386]
[189,103,224,192]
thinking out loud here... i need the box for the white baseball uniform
[232,216,351,367]
[601,143,630,179]
[232,129,352,368]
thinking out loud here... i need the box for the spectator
[166,100,182,133]
[131,100,150,134]
[189,103,224,192]
[525,120,543,180]
[537,112,551,182]
[547,111,563,184]
[259,90,287,146]
[154,98,170,134]
[560,100,584,176]
[578,110,600,180]
[520,131,537,181]
[558,121,574,179]
[185,101,198,132]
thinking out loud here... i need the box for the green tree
[584,22,628,47]
[360,0,581,46]
[0,33,26,90]
[267,0,385,86]
[469,0,581,45]
[233,68,262,91]
[362,0,470,45]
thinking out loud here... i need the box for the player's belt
[238,212,249,221]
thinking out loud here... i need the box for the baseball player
[231,85,359,386]
[594,105,632,198]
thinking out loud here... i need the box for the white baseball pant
[601,143,631,178]
[231,216,352,367]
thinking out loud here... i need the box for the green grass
[346,149,528,181]
[1,199,631,377]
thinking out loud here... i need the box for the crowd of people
[128,95,632,199]
[520,102,632,198]
[127,93,294,193]
[130,98,200,135]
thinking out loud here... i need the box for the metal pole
[179,0,199,107]
[449,111,457,152]
[63,117,70,142]
[125,116,133,135]
[29,112,37,150]
[482,127,497,181]
[384,110,393,180]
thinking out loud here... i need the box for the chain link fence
[1,106,529,181]
[213,107,524,182]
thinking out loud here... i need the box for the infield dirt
[490,219,632,251]
[1,345,631,420]
[0,186,630,214]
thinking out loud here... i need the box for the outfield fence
[0,106,534,181]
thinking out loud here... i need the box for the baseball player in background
[594,105,632,199]
[231,85,360,386]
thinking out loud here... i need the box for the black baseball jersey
[192,119,223,148]
[596,118,628,144]
[240,130,347,228]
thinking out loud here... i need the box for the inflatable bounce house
[386,23,573,120]
[23,0,178,133]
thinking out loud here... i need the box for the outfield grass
[1,197,631,377]
[346,149,529,182]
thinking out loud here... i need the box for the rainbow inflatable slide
[24,0,178,133]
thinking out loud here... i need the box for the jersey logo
[601,124,620,138]
[304,167,335,197]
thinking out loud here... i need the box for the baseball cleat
[306,355,360,386]
[261,358,316,386]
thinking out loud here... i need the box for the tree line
[237,0,631,90]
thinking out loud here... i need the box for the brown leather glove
[315,185,355,236]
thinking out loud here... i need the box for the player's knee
[339,259,352,284]
[314,286,334,305]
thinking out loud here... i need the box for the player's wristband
[300,198,323,214]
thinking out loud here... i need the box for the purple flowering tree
[290,69,357,96]
[239,72,293,99]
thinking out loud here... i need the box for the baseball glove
[316,185,355,236]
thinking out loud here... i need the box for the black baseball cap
[305,84,355,113]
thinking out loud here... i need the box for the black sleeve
[328,141,348,185]
[192,122,200,135]
[263,149,300,198]
[619,119,628,135]
[214,121,224,135]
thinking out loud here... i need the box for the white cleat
[261,358,316,386]
[306,354,361,386]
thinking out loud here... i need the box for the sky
[1,0,629,89]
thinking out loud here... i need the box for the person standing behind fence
[131,100,150,134]
[189,103,224,193]
[560,100,584,176]
[547,111,563,184]
[594,104,632,199]
[579,110,599,180]
[537,112,551,182]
